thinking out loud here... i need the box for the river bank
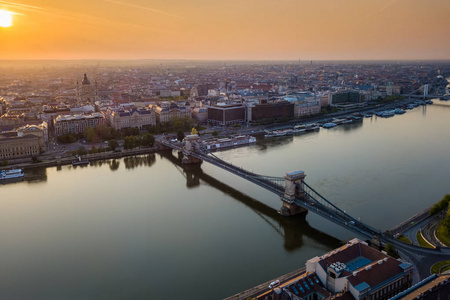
[0,146,161,171]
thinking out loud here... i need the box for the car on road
[269,280,280,289]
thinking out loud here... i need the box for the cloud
[379,0,398,13]
[0,0,172,33]
[102,0,180,18]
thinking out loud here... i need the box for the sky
[0,0,449,61]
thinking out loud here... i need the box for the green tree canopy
[84,127,96,143]
[108,139,119,151]
[177,130,185,142]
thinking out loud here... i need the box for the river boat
[72,156,89,166]
[377,110,395,117]
[203,135,256,150]
[0,168,24,180]
[293,124,306,130]
[305,123,320,131]
[425,100,433,104]
[394,108,406,115]
[292,126,306,134]
[322,122,337,128]
[331,118,347,125]
[441,94,450,101]
[362,112,373,118]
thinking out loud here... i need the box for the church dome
[82,73,90,85]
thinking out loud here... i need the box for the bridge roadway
[158,138,450,280]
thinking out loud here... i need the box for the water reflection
[256,135,294,151]
[160,150,341,251]
[123,154,156,169]
[334,120,363,132]
[109,159,120,171]
[24,168,47,184]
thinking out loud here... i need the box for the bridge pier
[280,171,308,216]
[182,134,203,164]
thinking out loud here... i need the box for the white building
[54,113,105,136]
[104,107,156,130]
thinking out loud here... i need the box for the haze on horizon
[0,0,449,61]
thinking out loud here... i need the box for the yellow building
[0,135,40,160]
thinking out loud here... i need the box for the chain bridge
[158,134,450,279]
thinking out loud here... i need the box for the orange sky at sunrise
[0,0,449,61]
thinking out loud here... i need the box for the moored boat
[72,156,89,166]
[322,122,337,128]
[0,168,24,180]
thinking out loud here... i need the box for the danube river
[1,102,450,299]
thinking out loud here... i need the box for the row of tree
[430,194,450,231]
[57,116,198,144]
[430,194,450,215]
[123,133,155,150]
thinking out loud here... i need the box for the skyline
[0,0,449,61]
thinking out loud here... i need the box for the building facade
[104,107,156,130]
[294,100,321,118]
[329,91,362,105]
[207,104,245,126]
[0,135,40,160]
[249,101,294,121]
[17,122,48,152]
[53,113,106,136]
[150,102,191,123]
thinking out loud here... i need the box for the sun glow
[0,9,13,27]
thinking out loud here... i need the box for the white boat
[305,123,320,131]
[0,168,24,180]
[72,156,89,166]
[203,135,256,149]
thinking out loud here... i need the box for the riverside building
[261,238,413,300]
[53,113,105,136]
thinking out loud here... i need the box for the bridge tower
[182,135,203,164]
[280,171,308,216]
[423,84,429,99]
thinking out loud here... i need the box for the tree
[123,136,137,149]
[177,130,185,142]
[140,133,155,147]
[57,133,77,144]
[173,120,184,133]
[430,194,450,215]
[96,125,113,141]
[77,146,87,156]
[384,243,399,259]
[84,127,96,143]
[108,139,119,151]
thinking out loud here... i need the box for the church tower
[77,73,98,104]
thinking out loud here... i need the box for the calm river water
[1,102,450,299]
